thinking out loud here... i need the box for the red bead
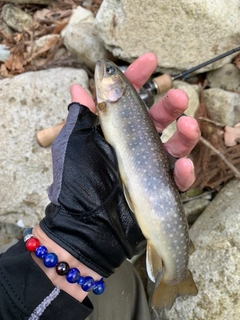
[26,237,40,252]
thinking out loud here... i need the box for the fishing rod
[143,45,240,98]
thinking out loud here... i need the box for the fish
[94,59,198,311]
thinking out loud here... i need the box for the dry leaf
[33,8,52,23]
[0,64,9,78]
[224,124,240,147]
[25,35,60,63]
[52,19,69,34]
[233,53,240,70]
[4,53,25,72]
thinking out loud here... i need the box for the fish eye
[106,65,116,75]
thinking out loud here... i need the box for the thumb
[70,84,96,114]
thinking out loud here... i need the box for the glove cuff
[40,194,145,278]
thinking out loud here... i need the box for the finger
[70,84,96,113]
[173,158,195,192]
[149,89,189,132]
[164,116,201,158]
[124,52,158,91]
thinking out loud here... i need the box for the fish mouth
[95,60,107,81]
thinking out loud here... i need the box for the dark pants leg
[86,260,151,320]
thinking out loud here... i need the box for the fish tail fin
[151,270,198,311]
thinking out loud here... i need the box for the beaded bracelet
[24,228,105,295]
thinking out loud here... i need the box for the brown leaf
[52,19,69,34]
[33,8,52,23]
[25,35,60,63]
[224,124,240,147]
[4,53,25,72]
[0,64,9,78]
[233,53,240,70]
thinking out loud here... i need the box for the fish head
[94,60,127,111]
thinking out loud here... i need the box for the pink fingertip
[70,84,96,113]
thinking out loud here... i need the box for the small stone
[1,4,33,33]
[203,88,240,127]
[184,198,211,224]
[61,6,114,71]
[207,63,240,94]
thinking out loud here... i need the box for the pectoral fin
[123,184,135,212]
[152,270,198,311]
[146,242,163,283]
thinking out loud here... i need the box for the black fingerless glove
[40,103,145,278]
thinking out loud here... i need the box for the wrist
[31,225,103,303]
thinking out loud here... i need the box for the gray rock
[32,34,60,50]
[0,238,19,254]
[0,67,89,228]
[94,0,240,74]
[62,6,114,71]
[184,198,211,224]
[203,88,240,126]
[0,44,10,62]
[0,20,13,35]
[207,63,240,93]
[0,222,23,247]
[1,3,33,33]
[164,178,240,320]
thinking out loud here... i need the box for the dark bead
[56,261,69,276]
[43,252,58,268]
[93,280,105,295]
[81,276,95,292]
[66,268,80,283]
[35,246,48,259]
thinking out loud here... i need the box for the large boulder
[165,178,240,320]
[0,68,89,230]
[94,0,240,74]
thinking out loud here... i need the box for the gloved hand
[40,52,200,279]
[40,102,145,278]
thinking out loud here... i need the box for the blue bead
[93,280,105,295]
[77,276,86,285]
[35,246,48,259]
[66,268,80,283]
[43,252,58,268]
[81,276,95,292]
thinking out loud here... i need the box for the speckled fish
[94,59,198,310]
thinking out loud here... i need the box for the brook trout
[94,59,197,310]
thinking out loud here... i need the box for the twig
[198,117,225,127]
[23,27,34,56]
[181,190,215,203]
[199,136,240,178]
